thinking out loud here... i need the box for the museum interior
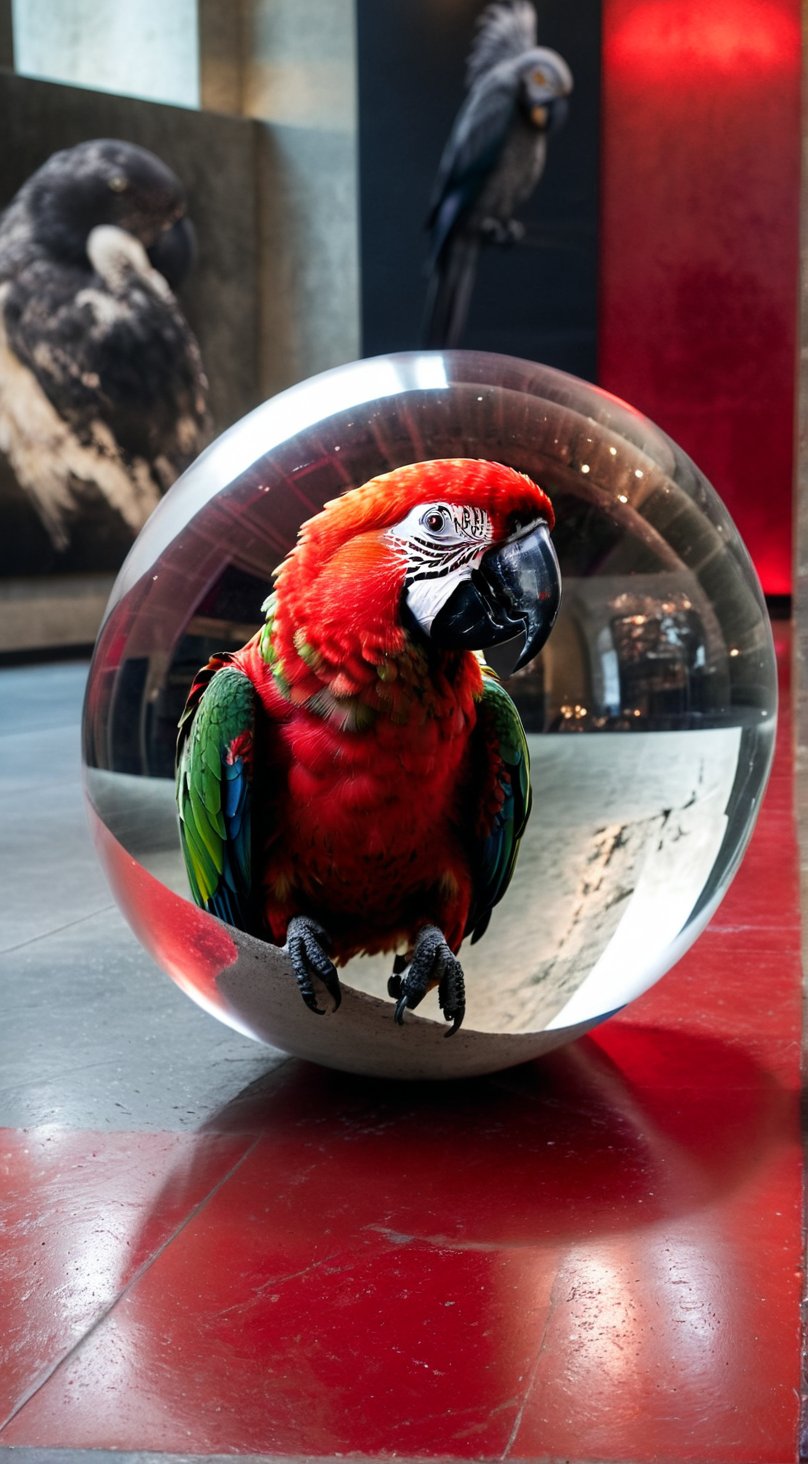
[0,1,806,1461]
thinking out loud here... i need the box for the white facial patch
[387,501,494,636]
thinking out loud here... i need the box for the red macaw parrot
[176,458,560,1035]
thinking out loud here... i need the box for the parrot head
[518,47,573,133]
[25,139,195,287]
[277,459,561,675]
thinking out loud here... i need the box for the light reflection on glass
[81,351,777,1078]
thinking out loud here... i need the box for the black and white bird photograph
[0,138,211,575]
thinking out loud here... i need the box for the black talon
[388,952,408,1000]
[439,954,466,1038]
[392,926,466,1035]
[285,916,341,1014]
[394,993,411,1026]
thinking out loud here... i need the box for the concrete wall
[240,0,356,133]
[237,0,360,394]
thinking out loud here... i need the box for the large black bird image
[0,139,210,565]
[423,1,573,349]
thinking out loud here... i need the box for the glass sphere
[82,351,776,1079]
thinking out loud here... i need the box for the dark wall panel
[357,0,601,378]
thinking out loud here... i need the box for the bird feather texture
[0,140,210,553]
[175,458,557,1029]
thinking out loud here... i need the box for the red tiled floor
[1,1008,801,1458]
[0,638,802,1461]
[0,1128,256,1428]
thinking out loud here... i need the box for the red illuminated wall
[599,0,801,595]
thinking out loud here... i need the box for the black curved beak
[148,215,196,291]
[429,520,561,673]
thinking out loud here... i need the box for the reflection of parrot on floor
[423,0,573,349]
[176,458,561,1035]
[0,139,210,553]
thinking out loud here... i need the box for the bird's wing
[464,664,532,944]
[466,1,537,89]
[427,69,520,264]
[176,656,256,929]
[3,250,209,484]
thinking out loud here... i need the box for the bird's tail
[421,236,481,350]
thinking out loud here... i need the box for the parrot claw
[480,216,524,247]
[390,926,466,1036]
[439,958,466,1038]
[285,916,341,1015]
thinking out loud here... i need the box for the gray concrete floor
[0,659,288,1134]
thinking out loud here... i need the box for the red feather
[223,459,551,961]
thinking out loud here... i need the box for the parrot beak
[429,520,561,672]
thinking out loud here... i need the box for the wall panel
[599,0,801,595]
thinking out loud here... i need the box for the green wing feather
[175,657,256,929]
[465,665,532,944]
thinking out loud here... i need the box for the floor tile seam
[0,1053,142,1105]
[0,901,117,956]
[0,1053,296,1139]
[0,1127,265,1436]
[500,1261,568,1460]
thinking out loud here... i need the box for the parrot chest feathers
[262,764,476,961]
[235,633,483,960]
[476,115,547,223]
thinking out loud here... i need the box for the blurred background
[0,0,800,651]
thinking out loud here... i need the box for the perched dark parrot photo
[176,458,561,1036]
[0,138,210,557]
[423,0,573,348]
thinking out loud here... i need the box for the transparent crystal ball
[82,352,777,1079]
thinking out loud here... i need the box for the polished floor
[0,641,803,1464]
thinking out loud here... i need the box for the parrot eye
[421,508,448,535]
[532,68,549,86]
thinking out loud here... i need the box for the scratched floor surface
[0,643,802,1464]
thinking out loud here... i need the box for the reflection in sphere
[82,352,776,1079]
